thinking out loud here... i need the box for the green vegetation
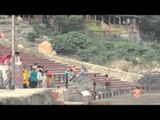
[28,15,160,68]
[27,20,60,42]
[86,20,126,32]
[56,15,85,33]
[49,31,160,65]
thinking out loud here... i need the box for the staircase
[0,44,134,93]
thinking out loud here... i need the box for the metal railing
[53,73,68,88]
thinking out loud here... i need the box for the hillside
[1,16,160,74]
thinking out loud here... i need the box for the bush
[49,30,160,66]
[77,46,99,62]
[50,31,91,55]
[27,31,38,42]
[151,41,160,50]
[142,49,160,62]
[29,19,61,42]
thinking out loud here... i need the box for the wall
[0,88,66,105]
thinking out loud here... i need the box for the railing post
[58,74,60,88]
[63,74,65,83]
[66,73,68,89]
[147,85,149,92]
[53,75,56,82]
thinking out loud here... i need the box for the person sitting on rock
[72,65,79,75]
[69,66,78,81]
[80,65,88,75]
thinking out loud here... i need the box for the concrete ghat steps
[0,44,134,91]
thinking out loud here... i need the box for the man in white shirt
[15,52,22,65]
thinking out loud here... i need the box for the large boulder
[72,74,105,92]
[137,73,160,90]
[37,41,57,55]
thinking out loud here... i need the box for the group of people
[64,65,88,82]
[90,73,111,99]
[23,63,56,88]
[0,50,57,89]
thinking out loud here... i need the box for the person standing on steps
[92,74,97,99]
[0,51,12,88]
[46,70,56,88]
[64,68,72,83]
[37,69,43,88]
[23,66,30,88]
[15,51,22,65]
[29,68,37,88]
[105,74,111,91]
[41,70,47,88]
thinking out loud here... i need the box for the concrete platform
[0,88,66,105]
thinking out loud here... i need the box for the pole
[11,15,15,89]
[65,74,68,89]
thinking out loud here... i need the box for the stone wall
[0,88,66,105]
[50,55,143,82]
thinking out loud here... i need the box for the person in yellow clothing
[23,66,30,88]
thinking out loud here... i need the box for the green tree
[56,15,85,33]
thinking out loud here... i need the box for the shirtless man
[130,87,144,98]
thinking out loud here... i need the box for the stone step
[63,102,84,105]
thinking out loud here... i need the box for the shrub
[77,46,99,62]
[27,31,38,42]
[50,31,91,55]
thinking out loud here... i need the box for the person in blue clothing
[64,69,72,81]
[29,68,37,88]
